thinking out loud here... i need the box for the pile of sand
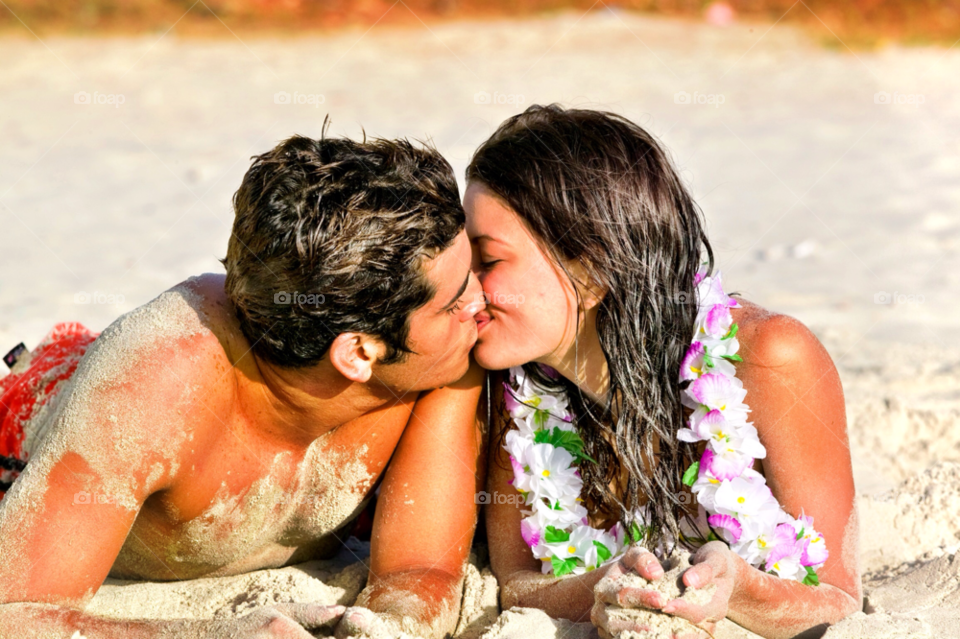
[88,538,501,639]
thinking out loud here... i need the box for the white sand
[2,8,959,638]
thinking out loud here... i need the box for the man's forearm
[728,561,861,638]
[500,568,606,623]
[357,568,465,639]
[0,602,217,639]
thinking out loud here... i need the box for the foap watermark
[874,291,925,306]
[274,291,325,306]
[74,91,125,108]
[74,291,125,305]
[474,90,526,106]
[874,91,925,107]
[675,91,725,108]
[73,491,120,505]
[475,490,526,506]
[676,491,696,506]
[478,290,525,308]
[274,91,326,107]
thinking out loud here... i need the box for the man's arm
[336,360,486,639]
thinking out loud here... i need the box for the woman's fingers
[620,545,664,581]
[682,561,714,589]
[595,577,665,608]
[661,598,711,625]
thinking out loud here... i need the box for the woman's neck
[540,305,610,404]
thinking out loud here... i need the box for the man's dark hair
[223,131,464,368]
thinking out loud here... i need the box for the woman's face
[464,181,581,371]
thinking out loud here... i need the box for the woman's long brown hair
[468,104,714,554]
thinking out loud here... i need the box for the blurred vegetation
[1,0,959,47]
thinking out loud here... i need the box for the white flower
[713,472,785,538]
[520,443,581,504]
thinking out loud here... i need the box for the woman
[465,105,860,638]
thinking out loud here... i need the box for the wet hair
[467,104,714,553]
[223,127,464,368]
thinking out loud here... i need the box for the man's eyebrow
[442,272,471,311]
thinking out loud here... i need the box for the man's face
[371,230,484,393]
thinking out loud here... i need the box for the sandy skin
[0,244,488,639]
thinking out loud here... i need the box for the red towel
[0,322,98,497]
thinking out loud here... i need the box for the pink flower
[680,342,707,381]
[688,373,747,414]
[708,513,743,543]
[503,383,524,416]
[520,518,542,548]
[701,446,753,481]
[764,523,805,579]
[702,304,733,339]
[801,532,829,567]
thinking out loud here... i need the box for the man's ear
[328,333,384,383]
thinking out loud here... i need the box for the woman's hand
[661,541,739,633]
[591,546,668,637]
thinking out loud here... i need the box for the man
[0,133,487,638]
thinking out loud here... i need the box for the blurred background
[0,0,957,362]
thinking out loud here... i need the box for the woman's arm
[336,359,487,639]
[484,373,664,623]
[666,312,862,637]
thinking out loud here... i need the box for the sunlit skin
[0,231,489,639]
[465,182,861,639]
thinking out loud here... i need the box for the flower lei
[502,265,828,584]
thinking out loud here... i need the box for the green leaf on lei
[722,322,739,340]
[802,566,820,587]
[682,461,700,486]
[720,353,743,362]
[629,521,646,543]
[702,346,714,369]
[551,555,578,577]
[594,540,612,563]
[534,426,597,464]
[544,525,570,543]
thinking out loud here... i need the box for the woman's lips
[475,311,492,333]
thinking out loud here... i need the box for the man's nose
[460,274,486,319]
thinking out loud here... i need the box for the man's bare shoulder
[39,275,241,469]
[81,273,237,385]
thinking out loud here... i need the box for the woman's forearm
[728,560,861,638]
[501,567,608,623]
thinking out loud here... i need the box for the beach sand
[1,8,958,638]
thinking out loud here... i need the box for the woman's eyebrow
[472,234,504,245]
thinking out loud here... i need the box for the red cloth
[0,322,98,495]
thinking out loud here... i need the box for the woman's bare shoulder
[729,296,832,374]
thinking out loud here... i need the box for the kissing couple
[0,104,860,639]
